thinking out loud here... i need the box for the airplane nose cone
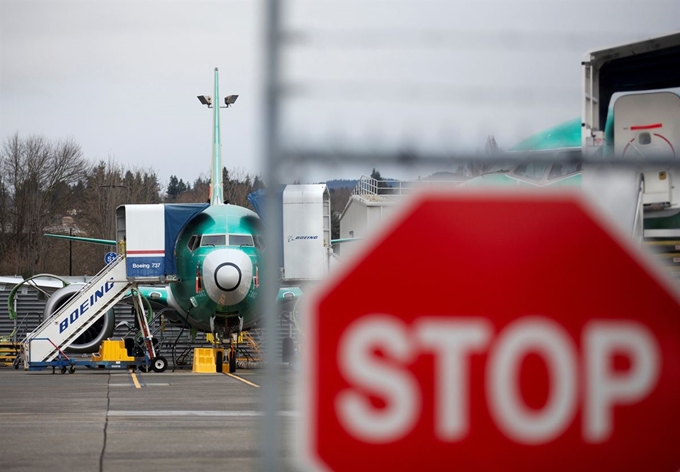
[215,263,241,292]
[202,249,253,306]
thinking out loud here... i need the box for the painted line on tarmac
[223,372,260,388]
[107,410,299,417]
[110,383,170,387]
[129,371,143,389]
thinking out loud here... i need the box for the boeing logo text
[59,278,115,333]
[287,235,319,242]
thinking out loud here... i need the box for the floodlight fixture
[197,95,212,107]
[224,95,239,107]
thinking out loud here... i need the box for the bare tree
[223,167,259,209]
[0,153,9,253]
[0,133,89,275]
[78,159,122,242]
[460,135,503,178]
[0,137,260,276]
[329,186,353,239]
[484,135,501,155]
[78,159,161,240]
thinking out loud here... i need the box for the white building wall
[339,196,397,258]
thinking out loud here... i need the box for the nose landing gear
[210,315,242,373]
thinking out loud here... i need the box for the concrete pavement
[0,368,299,471]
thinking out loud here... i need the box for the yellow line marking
[223,372,260,388]
[130,371,142,389]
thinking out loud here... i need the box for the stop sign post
[302,190,680,471]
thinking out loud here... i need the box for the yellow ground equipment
[0,340,20,367]
[91,339,135,363]
[192,347,227,373]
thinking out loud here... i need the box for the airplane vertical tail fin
[210,67,224,206]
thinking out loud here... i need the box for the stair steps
[0,341,20,367]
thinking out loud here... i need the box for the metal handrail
[631,174,645,244]
[352,174,466,198]
[24,255,125,342]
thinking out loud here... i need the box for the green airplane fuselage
[465,118,583,188]
[171,204,264,332]
[467,105,680,233]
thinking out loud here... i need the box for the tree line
[0,133,263,277]
[1,133,500,277]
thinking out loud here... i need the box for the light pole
[197,94,239,108]
[69,227,72,276]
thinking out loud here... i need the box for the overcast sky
[2,0,679,188]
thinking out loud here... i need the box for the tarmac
[0,366,300,472]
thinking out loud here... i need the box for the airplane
[7,68,273,370]
[466,86,680,190]
[135,69,265,338]
[464,118,583,188]
[464,89,680,244]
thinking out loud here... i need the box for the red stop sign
[302,191,680,471]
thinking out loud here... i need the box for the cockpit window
[229,234,254,247]
[548,151,582,180]
[512,160,550,181]
[254,235,265,251]
[201,234,226,247]
[187,235,200,251]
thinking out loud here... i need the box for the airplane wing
[136,284,306,331]
[330,237,362,245]
[137,285,305,309]
[44,234,116,245]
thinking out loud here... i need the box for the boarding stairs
[23,256,133,367]
[643,233,680,281]
[637,172,680,283]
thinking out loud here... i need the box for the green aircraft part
[211,67,224,206]
[170,204,263,331]
[44,233,116,246]
[466,117,584,188]
[509,118,582,152]
[141,68,267,333]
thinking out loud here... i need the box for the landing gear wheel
[151,356,168,373]
[282,337,294,363]
[229,350,236,374]
[69,365,76,374]
[215,351,223,373]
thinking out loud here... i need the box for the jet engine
[43,284,116,353]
